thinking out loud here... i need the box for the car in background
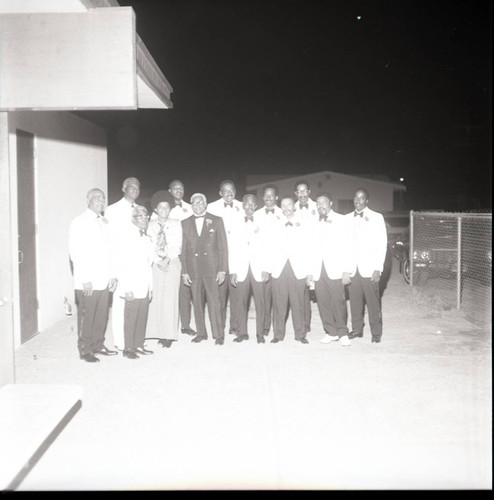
[383,212,410,247]
[392,217,458,285]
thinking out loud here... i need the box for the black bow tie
[265,208,275,214]
[139,230,146,237]
[194,215,205,219]
[300,204,308,209]
[285,221,293,227]
[319,215,327,221]
[176,202,182,208]
[224,202,233,208]
[245,216,253,223]
[354,211,364,218]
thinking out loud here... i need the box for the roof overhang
[0,0,172,110]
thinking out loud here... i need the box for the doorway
[17,129,38,343]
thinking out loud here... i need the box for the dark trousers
[123,295,150,350]
[236,266,265,338]
[76,288,110,355]
[314,266,349,337]
[347,270,383,339]
[219,273,239,332]
[262,278,274,333]
[272,261,307,340]
[191,276,224,340]
[303,285,312,333]
[179,279,193,329]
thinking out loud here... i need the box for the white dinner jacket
[345,207,387,278]
[311,210,352,281]
[269,215,312,280]
[115,225,154,299]
[294,198,319,225]
[68,209,112,290]
[254,205,283,232]
[169,200,193,221]
[229,213,270,282]
[207,198,244,244]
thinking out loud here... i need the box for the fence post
[457,215,462,310]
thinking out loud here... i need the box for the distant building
[0,0,173,386]
[246,170,406,214]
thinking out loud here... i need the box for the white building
[246,170,406,214]
[0,0,173,386]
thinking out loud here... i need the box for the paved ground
[13,260,492,490]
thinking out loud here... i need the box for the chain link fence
[410,211,491,330]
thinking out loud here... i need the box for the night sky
[81,0,492,211]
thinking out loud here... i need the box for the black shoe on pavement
[348,331,363,339]
[271,338,281,344]
[257,336,265,344]
[181,327,196,336]
[215,338,224,345]
[93,346,118,356]
[192,335,207,343]
[297,338,309,344]
[80,353,100,363]
[233,334,248,343]
[371,337,381,343]
[123,350,139,359]
[136,347,153,355]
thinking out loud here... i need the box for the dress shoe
[136,347,154,355]
[257,335,265,344]
[191,335,207,343]
[297,338,309,344]
[159,339,173,348]
[80,353,100,363]
[371,337,381,343]
[215,338,224,345]
[271,338,282,343]
[263,329,270,336]
[93,346,118,356]
[340,335,351,347]
[320,334,339,344]
[233,334,248,343]
[228,327,239,335]
[348,331,363,339]
[181,327,196,336]
[123,349,139,359]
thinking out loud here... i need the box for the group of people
[68,176,387,362]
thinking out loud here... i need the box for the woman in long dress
[146,190,182,348]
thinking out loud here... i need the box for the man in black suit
[180,193,229,345]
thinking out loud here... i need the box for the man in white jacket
[344,188,387,343]
[105,177,141,350]
[254,185,283,336]
[207,180,243,335]
[68,188,118,362]
[307,194,352,346]
[115,205,154,359]
[270,196,312,344]
[229,194,270,343]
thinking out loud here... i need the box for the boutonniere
[254,226,260,234]
[311,209,316,216]
[295,222,301,227]
[326,219,332,224]
[183,208,188,213]
[364,216,369,222]
[235,206,240,212]
[205,218,212,226]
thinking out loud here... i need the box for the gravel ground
[13,259,492,490]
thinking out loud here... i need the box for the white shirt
[254,205,283,231]
[68,209,112,290]
[294,198,318,224]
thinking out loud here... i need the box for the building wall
[7,111,107,346]
[248,171,400,214]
